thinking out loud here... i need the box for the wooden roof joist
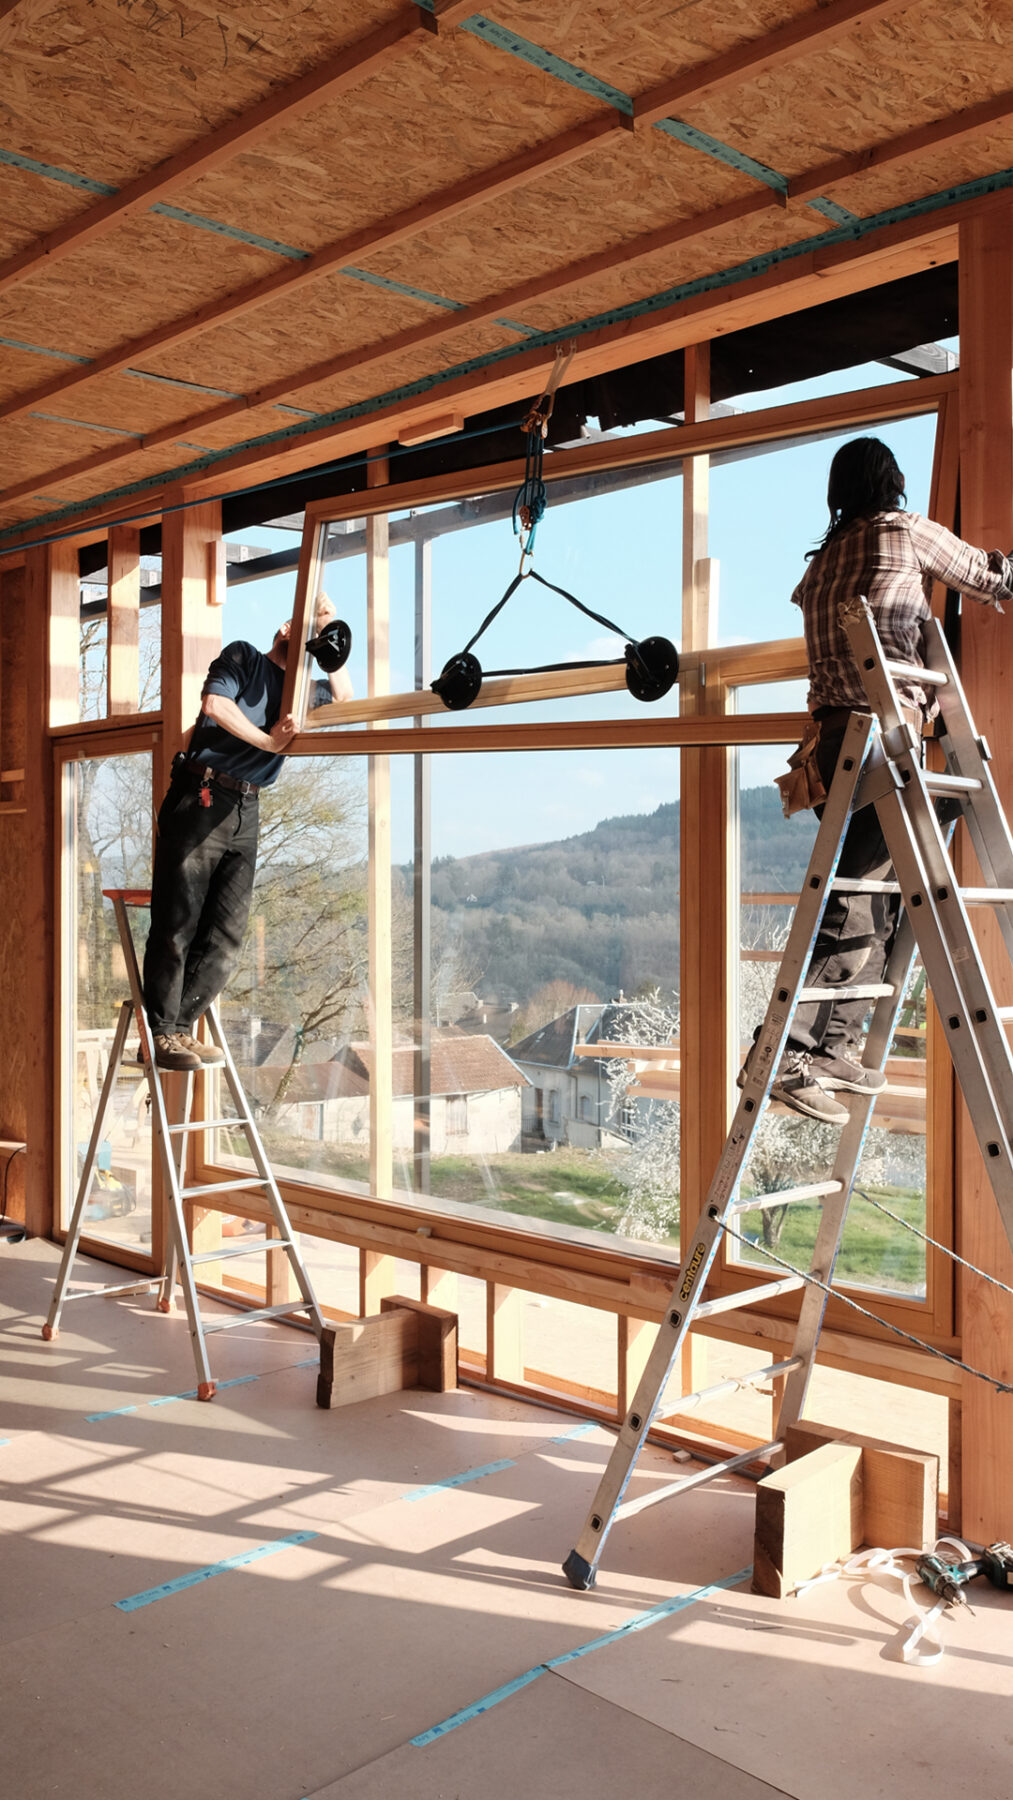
[0,4,484,299]
[5,63,1002,453]
[0,169,981,521]
[0,2,951,440]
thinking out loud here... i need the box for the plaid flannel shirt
[791,510,1013,714]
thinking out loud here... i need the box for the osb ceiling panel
[0,0,1010,547]
[0,0,402,182]
[175,27,600,255]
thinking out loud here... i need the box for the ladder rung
[923,772,980,794]
[960,888,1013,906]
[832,878,900,894]
[201,1303,312,1334]
[998,1007,1013,1023]
[675,1359,803,1414]
[190,1239,289,1265]
[883,660,947,686]
[168,1117,241,1135]
[613,1440,782,1522]
[180,1176,268,1199]
[798,983,895,1002]
[60,1279,159,1302]
[695,1276,806,1319]
[726,1181,843,1216]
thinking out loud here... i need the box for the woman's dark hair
[810,436,906,555]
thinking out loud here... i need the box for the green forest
[419,782,817,1006]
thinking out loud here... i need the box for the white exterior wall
[270,1088,524,1156]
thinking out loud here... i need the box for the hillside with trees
[418,784,816,1007]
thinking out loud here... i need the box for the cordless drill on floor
[916,1542,1013,1607]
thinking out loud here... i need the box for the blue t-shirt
[187,641,328,787]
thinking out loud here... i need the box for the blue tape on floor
[114,1529,318,1612]
[87,1372,260,1422]
[403,1457,515,1502]
[412,1565,752,1745]
[549,1422,597,1443]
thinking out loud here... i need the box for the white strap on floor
[793,1538,974,1668]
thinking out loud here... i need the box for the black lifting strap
[462,568,634,675]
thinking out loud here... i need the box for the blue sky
[218,354,941,862]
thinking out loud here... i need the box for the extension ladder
[563,597,1013,1589]
[44,889,324,1398]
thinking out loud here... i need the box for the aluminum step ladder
[44,889,325,1398]
[563,597,1013,1589]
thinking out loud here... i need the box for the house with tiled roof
[244,1030,528,1157]
[510,1003,648,1150]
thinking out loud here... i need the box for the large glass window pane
[731,736,927,1299]
[212,745,681,1259]
[64,751,154,1253]
[709,412,937,648]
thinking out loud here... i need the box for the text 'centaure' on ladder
[563,597,1013,1591]
[43,890,324,1399]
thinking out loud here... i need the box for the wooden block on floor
[316,1297,458,1409]
[753,1441,864,1599]
[785,1420,938,1548]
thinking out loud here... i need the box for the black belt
[172,754,261,797]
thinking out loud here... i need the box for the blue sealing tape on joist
[549,1422,598,1443]
[148,203,309,260]
[0,145,115,193]
[7,162,1011,549]
[114,1529,318,1612]
[654,119,788,195]
[807,196,860,224]
[411,1565,752,1745]
[460,17,633,114]
[0,333,92,365]
[403,1458,515,1502]
[0,145,309,259]
[29,411,141,438]
[340,266,465,310]
[125,368,243,399]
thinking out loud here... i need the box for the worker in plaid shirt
[770,435,1013,1123]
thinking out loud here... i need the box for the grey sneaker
[809,1048,886,1094]
[175,1031,226,1065]
[770,1051,850,1124]
[150,1032,201,1072]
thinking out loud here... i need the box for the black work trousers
[142,777,259,1037]
[788,725,898,1055]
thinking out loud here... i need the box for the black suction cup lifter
[432,650,483,711]
[624,636,679,704]
[305,617,352,673]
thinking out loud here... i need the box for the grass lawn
[223,1126,923,1290]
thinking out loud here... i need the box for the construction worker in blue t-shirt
[142,593,353,1070]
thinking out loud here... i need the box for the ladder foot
[156,1297,173,1313]
[562,1549,596,1591]
[41,1323,56,1340]
[197,1381,216,1401]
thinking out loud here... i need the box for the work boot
[174,1031,226,1065]
[808,1048,886,1094]
[770,1050,849,1124]
[147,1033,201,1072]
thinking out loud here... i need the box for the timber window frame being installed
[174,368,957,1395]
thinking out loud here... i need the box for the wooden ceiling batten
[0,6,443,300]
[788,90,1013,203]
